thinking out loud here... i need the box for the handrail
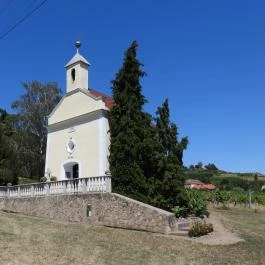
[0,176,112,198]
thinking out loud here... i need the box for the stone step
[177,221,191,231]
[169,230,188,237]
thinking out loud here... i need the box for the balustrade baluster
[89,178,92,192]
[96,178,100,192]
[99,177,101,192]
[88,178,91,192]
[102,176,105,192]
[95,178,97,192]
[98,177,101,192]
[0,176,111,198]
[91,177,94,192]
[66,181,70,194]
[83,179,86,193]
[58,182,60,193]
[72,180,75,193]
[23,187,26,196]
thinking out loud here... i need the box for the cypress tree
[109,42,189,209]
[0,109,19,185]
[152,99,188,210]
[108,41,153,201]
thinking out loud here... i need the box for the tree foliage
[108,41,155,201]
[0,109,19,185]
[151,99,188,210]
[205,163,218,171]
[109,42,188,209]
[11,81,62,180]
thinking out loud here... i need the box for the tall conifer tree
[109,42,188,208]
[153,99,188,210]
[108,41,154,201]
[0,109,19,185]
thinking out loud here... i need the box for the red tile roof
[193,183,217,190]
[89,88,115,109]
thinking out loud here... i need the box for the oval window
[68,141,75,151]
[66,139,76,154]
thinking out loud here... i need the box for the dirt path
[186,211,244,245]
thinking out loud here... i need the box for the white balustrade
[0,176,112,198]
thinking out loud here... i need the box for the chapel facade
[45,42,113,181]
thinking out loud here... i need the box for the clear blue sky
[1,0,265,173]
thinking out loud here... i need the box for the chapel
[44,41,113,181]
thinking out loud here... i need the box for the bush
[216,190,232,205]
[172,206,188,218]
[188,221,213,237]
[253,192,265,205]
[50,176,57,182]
[186,190,209,217]
[40,176,47,183]
[172,190,210,218]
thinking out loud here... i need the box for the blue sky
[0,0,265,173]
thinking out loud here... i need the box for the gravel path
[186,211,244,245]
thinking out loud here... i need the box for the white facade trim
[44,133,51,176]
[48,109,107,133]
[98,112,107,176]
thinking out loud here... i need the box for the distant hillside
[213,172,265,181]
[184,163,265,191]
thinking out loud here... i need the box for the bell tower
[65,41,91,93]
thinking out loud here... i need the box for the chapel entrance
[63,161,79,179]
[73,164,79,179]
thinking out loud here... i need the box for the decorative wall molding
[47,109,108,133]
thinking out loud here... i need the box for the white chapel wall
[46,118,101,180]
[98,115,110,176]
[49,91,106,125]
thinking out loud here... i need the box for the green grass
[0,208,264,265]
[213,172,265,181]
[18,177,38,185]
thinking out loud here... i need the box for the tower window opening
[71,68,76,82]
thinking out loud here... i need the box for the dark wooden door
[73,164,79,179]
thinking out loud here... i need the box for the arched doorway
[62,159,80,179]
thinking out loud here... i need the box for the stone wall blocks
[0,192,177,234]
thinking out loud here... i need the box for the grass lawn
[18,177,38,185]
[0,208,264,265]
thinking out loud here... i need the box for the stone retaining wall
[0,193,177,234]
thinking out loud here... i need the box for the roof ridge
[65,52,91,68]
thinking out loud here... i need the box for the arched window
[71,68,76,82]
